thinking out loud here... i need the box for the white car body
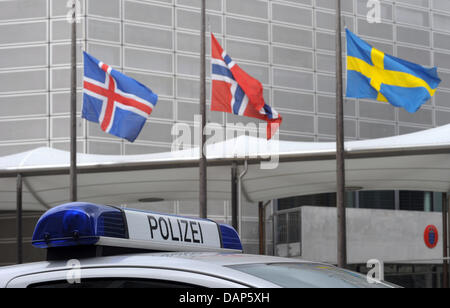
[0,252,395,288]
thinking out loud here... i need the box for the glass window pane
[89,0,120,19]
[125,1,172,26]
[176,0,222,11]
[272,3,312,27]
[399,191,426,212]
[229,263,390,288]
[396,6,429,27]
[273,68,314,90]
[0,0,47,20]
[273,46,313,69]
[359,191,395,210]
[88,19,120,43]
[0,93,47,117]
[0,70,47,93]
[287,212,300,243]
[433,13,450,32]
[226,0,268,19]
[177,9,222,33]
[226,17,267,41]
[0,21,47,45]
[0,118,47,141]
[124,24,173,50]
[277,214,287,244]
[125,48,173,73]
[0,45,47,69]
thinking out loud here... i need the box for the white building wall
[299,206,444,264]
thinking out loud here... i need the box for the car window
[228,263,391,288]
[28,278,197,289]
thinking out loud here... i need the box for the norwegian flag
[211,34,282,140]
[82,52,158,142]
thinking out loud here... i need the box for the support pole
[237,161,248,235]
[231,162,238,230]
[70,0,78,202]
[16,174,23,264]
[448,194,450,288]
[336,0,347,268]
[199,0,207,219]
[444,193,449,288]
[259,202,265,255]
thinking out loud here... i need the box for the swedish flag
[346,29,441,113]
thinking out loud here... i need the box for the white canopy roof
[1,124,450,211]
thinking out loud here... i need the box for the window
[278,191,445,212]
[399,191,435,212]
[278,192,355,211]
[228,263,391,288]
[28,278,197,289]
[276,211,300,245]
[359,191,395,210]
[276,213,288,244]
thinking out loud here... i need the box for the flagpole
[443,193,448,288]
[336,0,347,268]
[199,0,207,219]
[16,173,23,264]
[70,0,78,202]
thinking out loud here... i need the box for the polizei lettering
[148,215,204,244]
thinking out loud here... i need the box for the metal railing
[273,208,302,257]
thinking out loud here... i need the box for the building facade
[1,0,450,286]
[1,0,450,156]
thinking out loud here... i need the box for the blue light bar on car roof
[32,203,243,253]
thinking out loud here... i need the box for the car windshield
[228,263,392,288]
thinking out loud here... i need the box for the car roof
[148,252,316,266]
[0,252,317,288]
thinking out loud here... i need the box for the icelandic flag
[82,52,158,142]
[211,34,282,140]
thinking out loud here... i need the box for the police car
[0,203,395,288]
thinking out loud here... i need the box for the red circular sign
[424,225,439,249]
